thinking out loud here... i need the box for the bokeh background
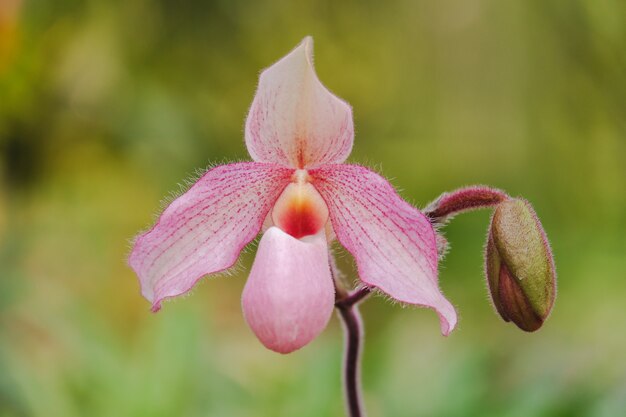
[1,0,625,416]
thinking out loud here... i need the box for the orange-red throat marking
[271,170,329,239]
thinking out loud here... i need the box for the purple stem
[335,287,371,417]
[336,286,372,309]
[424,186,509,222]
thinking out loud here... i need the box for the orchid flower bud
[485,198,556,331]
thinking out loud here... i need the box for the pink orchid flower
[129,37,457,354]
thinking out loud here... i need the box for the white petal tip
[288,36,314,70]
[438,303,458,336]
[300,36,313,55]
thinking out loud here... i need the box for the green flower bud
[485,198,556,332]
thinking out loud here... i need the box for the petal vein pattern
[129,162,293,311]
[245,37,354,168]
[310,164,457,335]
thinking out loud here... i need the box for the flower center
[272,170,329,239]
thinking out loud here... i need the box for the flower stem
[336,287,371,417]
[424,186,509,223]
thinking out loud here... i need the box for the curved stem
[424,185,509,223]
[336,287,371,417]
[336,286,371,308]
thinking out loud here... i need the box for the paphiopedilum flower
[129,37,457,354]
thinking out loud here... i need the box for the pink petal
[245,37,354,169]
[310,164,457,335]
[129,162,293,311]
[242,227,335,354]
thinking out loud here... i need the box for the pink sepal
[311,164,457,335]
[129,163,293,311]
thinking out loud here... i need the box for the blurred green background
[1,0,625,416]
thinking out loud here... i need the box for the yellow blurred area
[0,0,21,72]
[0,1,625,416]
